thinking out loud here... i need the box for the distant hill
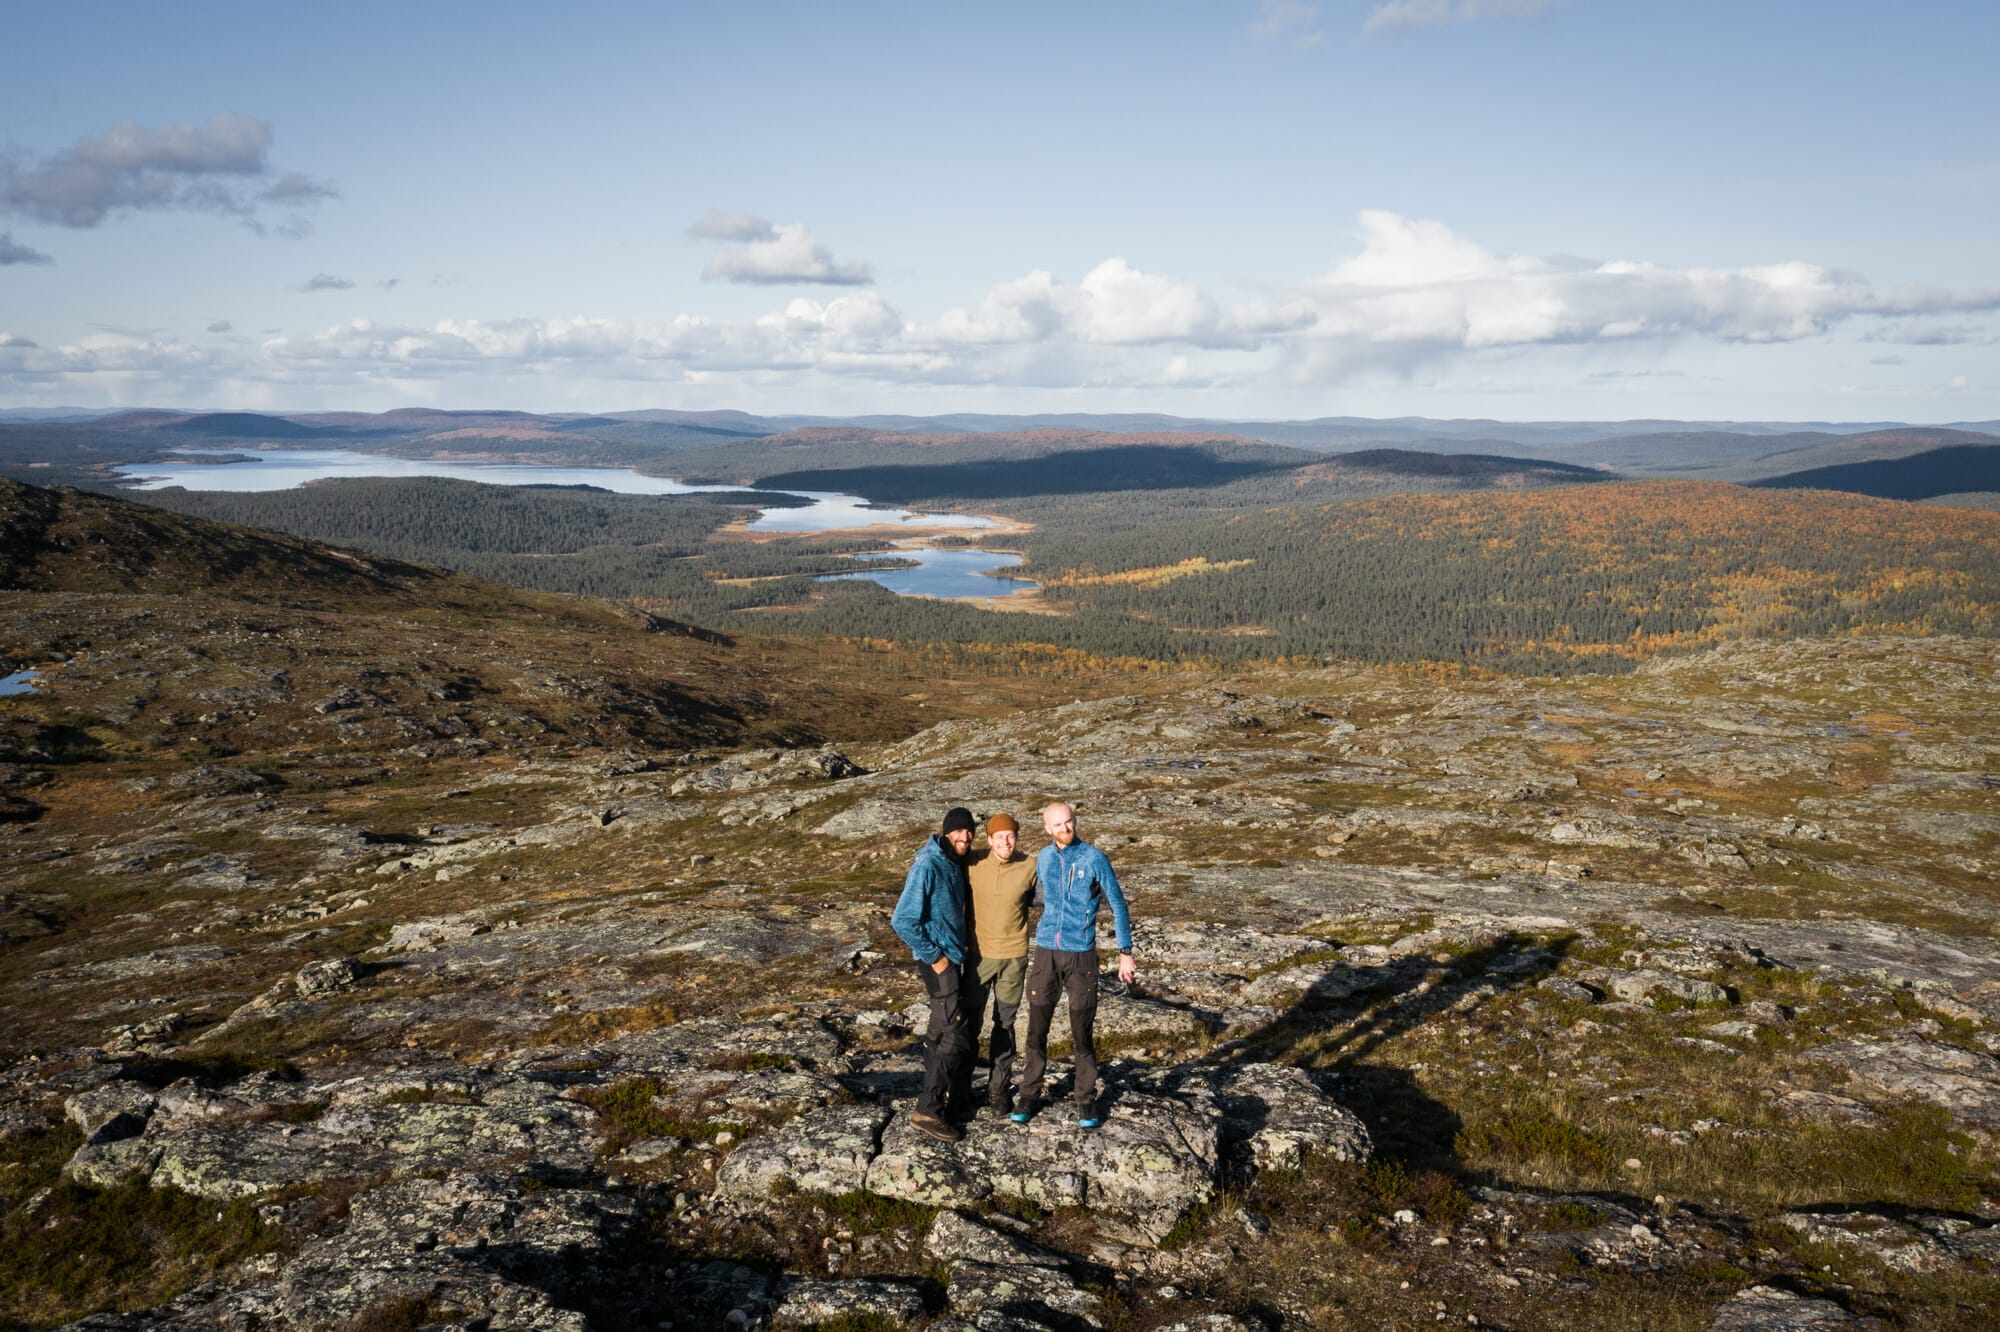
[0,477,939,755]
[1750,443,2000,501]
[1,476,455,602]
[1327,449,1607,482]
[165,412,324,439]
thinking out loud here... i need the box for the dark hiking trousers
[1018,947,1101,1109]
[916,959,976,1117]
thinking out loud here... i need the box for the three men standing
[892,799,1135,1139]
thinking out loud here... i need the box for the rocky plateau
[2,622,1997,1330]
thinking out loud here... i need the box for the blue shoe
[1077,1113,1102,1130]
[1009,1110,1033,1124]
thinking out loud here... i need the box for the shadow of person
[1199,930,1577,1182]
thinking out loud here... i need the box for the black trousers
[916,960,975,1117]
[1019,947,1101,1108]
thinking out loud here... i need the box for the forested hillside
[1751,443,2000,501]
[124,474,2000,676]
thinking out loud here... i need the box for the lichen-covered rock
[1210,1062,1371,1173]
[384,914,490,952]
[715,1103,891,1200]
[1806,1037,2000,1138]
[770,1276,927,1328]
[1706,1284,1883,1331]
[1601,969,1731,1006]
[926,1210,1069,1269]
[866,1090,1218,1240]
[275,1173,628,1331]
[67,1075,597,1200]
[947,1259,1103,1329]
[63,1082,157,1142]
[1780,1211,1949,1273]
[294,956,361,997]
[928,1211,1102,1329]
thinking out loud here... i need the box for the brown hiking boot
[910,1111,963,1143]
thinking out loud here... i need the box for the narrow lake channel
[112,448,1031,600]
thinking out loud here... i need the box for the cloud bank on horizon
[5,207,1994,408]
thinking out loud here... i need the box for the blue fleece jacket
[1033,839,1132,954]
[891,834,970,966]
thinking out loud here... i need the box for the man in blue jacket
[1013,800,1136,1129]
[890,805,977,1142]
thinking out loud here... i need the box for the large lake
[112,448,1029,599]
[112,448,994,535]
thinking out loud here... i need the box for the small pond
[820,548,1035,600]
[0,670,43,697]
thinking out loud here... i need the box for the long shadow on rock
[1230,931,1574,1180]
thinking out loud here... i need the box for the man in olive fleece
[890,805,976,1143]
[961,812,1038,1113]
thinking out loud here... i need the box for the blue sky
[2,1,1996,420]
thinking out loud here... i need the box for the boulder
[715,1103,891,1200]
[294,957,361,998]
[1210,1062,1371,1173]
[866,1091,1219,1241]
[1706,1284,1882,1331]
[929,1211,1102,1330]
[1601,969,1730,1006]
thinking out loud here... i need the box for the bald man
[1013,801,1135,1130]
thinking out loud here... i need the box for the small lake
[112,448,993,535]
[0,670,42,697]
[821,548,1035,600]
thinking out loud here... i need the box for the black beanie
[941,806,975,835]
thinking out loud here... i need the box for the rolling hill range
[6,407,2000,493]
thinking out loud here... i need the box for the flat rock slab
[275,1173,628,1331]
[712,1060,1363,1242]
[67,1079,597,1201]
[948,1259,1104,1329]
[771,1276,927,1328]
[866,1090,1220,1240]
[1706,1284,1883,1331]
[1806,1037,2000,1138]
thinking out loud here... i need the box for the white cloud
[300,273,354,292]
[1249,1,1325,49]
[693,213,873,285]
[1280,210,2000,378]
[0,112,334,233]
[686,209,777,242]
[207,320,233,334]
[1364,0,1552,36]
